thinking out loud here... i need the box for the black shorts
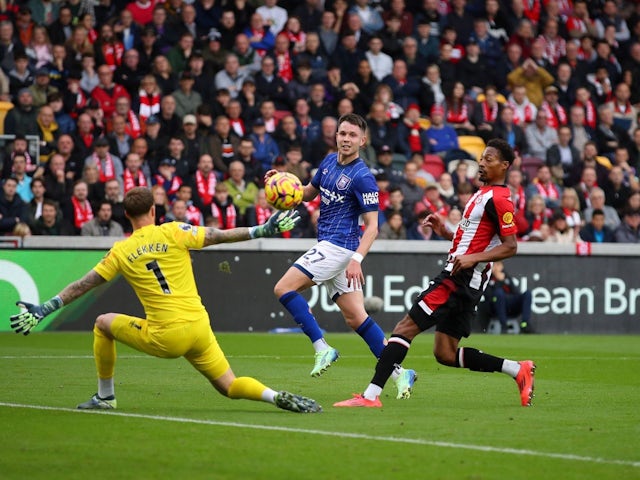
[408,271,484,339]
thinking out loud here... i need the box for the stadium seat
[422,154,445,179]
[595,156,613,170]
[520,156,545,182]
[457,135,486,161]
[0,101,14,135]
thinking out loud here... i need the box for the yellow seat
[595,156,612,170]
[457,135,486,160]
[475,93,508,104]
[0,101,14,135]
[418,117,431,129]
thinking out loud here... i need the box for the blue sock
[355,317,386,358]
[279,292,324,343]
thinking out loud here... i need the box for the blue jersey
[311,153,379,251]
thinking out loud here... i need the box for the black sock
[455,347,504,372]
[371,335,411,388]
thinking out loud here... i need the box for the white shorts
[294,240,359,300]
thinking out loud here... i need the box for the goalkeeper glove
[249,210,301,238]
[10,296,64,335]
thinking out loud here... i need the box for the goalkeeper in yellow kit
[10,187,321,413]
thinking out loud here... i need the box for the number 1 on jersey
[146,260,171,294]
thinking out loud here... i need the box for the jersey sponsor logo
[502,212,514,224]
[319,186,346,204]
[362,191,378,206]
[336,174,352,190]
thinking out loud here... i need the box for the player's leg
[78,312,121,409]
[335,290,417,398]
[334,313,421,407]
[436,296,536,406]
[274,242,343,376]
[186,324,321,413]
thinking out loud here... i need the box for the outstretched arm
[10,270,106,335]
[202,209,301,247]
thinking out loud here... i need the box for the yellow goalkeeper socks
[228,376,274,403]
[94,325,116,397]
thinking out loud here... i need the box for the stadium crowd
[0,0,640,243]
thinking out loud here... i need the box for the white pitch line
[0,402,637,469]
[2,355,639,360]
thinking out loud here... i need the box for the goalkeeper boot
[77,393,117,410]
[333,394,382,408]
[310,347,339,377]
[514,360,536,406]
[394,368,417,400]
[275,391,322,413]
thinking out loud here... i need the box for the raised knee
[434,349,456,367]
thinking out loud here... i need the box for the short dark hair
[486,138,515,165]
[123,187,154,218]
[592,208,605,217]
[337,113,367,134]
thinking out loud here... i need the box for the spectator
[307,83,336,122]
[8,52,34,100]
[406,208,442,240]
[444,80,475,136]
[481,260,534,334]
[114,49,146,96]
[583,187,621,231]
[539,85,567,130]
[207,182,240,229]
[508,84,537,128]
[81,200,124,236]
[122,152,150,195]
[613,207,640,243]
[494,104,528,156]
[568,104,595,157]
[604,161,635,215]
[31,198,73,235]
[10,153,32,203]
[62,180,94,235]
[419,63,444,116]
[317,10,339,58]
[558,187,583,237]
[469,17,503,68]
[378,210,407,239]
[0,176,28,235]
[546,124,581,185]
[399,161,425,212]
[579,208,616,243]
[171,71,202,119]
[152,157,183,201]
[152,55,178,96]
[414,18,439,65]
[365,36,393,82]
[172,184,204,226]
[256,0,288,37]
[426,104,460,159]
[507,57,554,108]
[84,136,123,190]
[249,118,280,174]
[94,23,124,72]
[547,209,578,243]
[596,103,631,160]
[554,62,577,112]
[595,0,630,44]
[472,85,502,142]
[610,82,637,136]
[34,105,58,165]
[414,182,449,219]
[382,59,420,110]
[446,0,475,45]
[26,177,47,228]
[91,64,129,118]
[367,100,398,154]
[397,104,430,159]
[4,89,39,137]
[524,108,558,159]
[244,12,275,57]
[215,53,249,100]
[47,6,73,46]
[524,193,551,237]
[222,159,259,221]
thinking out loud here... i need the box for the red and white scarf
[138,90,161,122]
[254,205,272,226]
[614,101,633,115]
[576,100,597,129]
[514,185,526,212]
[276,50,293,83]
[481,101,499,123]
[195,170,217,206]
[101,42,125,70]
[71,196,93,229]
[123,168,147,193]
[154,174,182,197]
[126,110,142,139]
[93,152,116,182]
[511,101,535,125]
[535,181,560,201]
[250,28,267,56]
[210,202,237,229]
[230,118,245,136]
[446,102,468,123]
[185,204,202,226]
[541,102,567,129]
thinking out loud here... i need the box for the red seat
[520,156,544,183]
[422,154,445,179]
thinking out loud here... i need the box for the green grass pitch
[1,332,638,480]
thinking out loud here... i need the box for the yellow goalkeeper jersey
[93,222,206,322]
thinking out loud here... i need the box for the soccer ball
[265,172,303,210]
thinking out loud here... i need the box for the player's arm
[345,210,378,288]
[10,270,107,336]
[450,234,518,276]
[425,213,454,241]
[203,209,301,246]
[302,183,319,202]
